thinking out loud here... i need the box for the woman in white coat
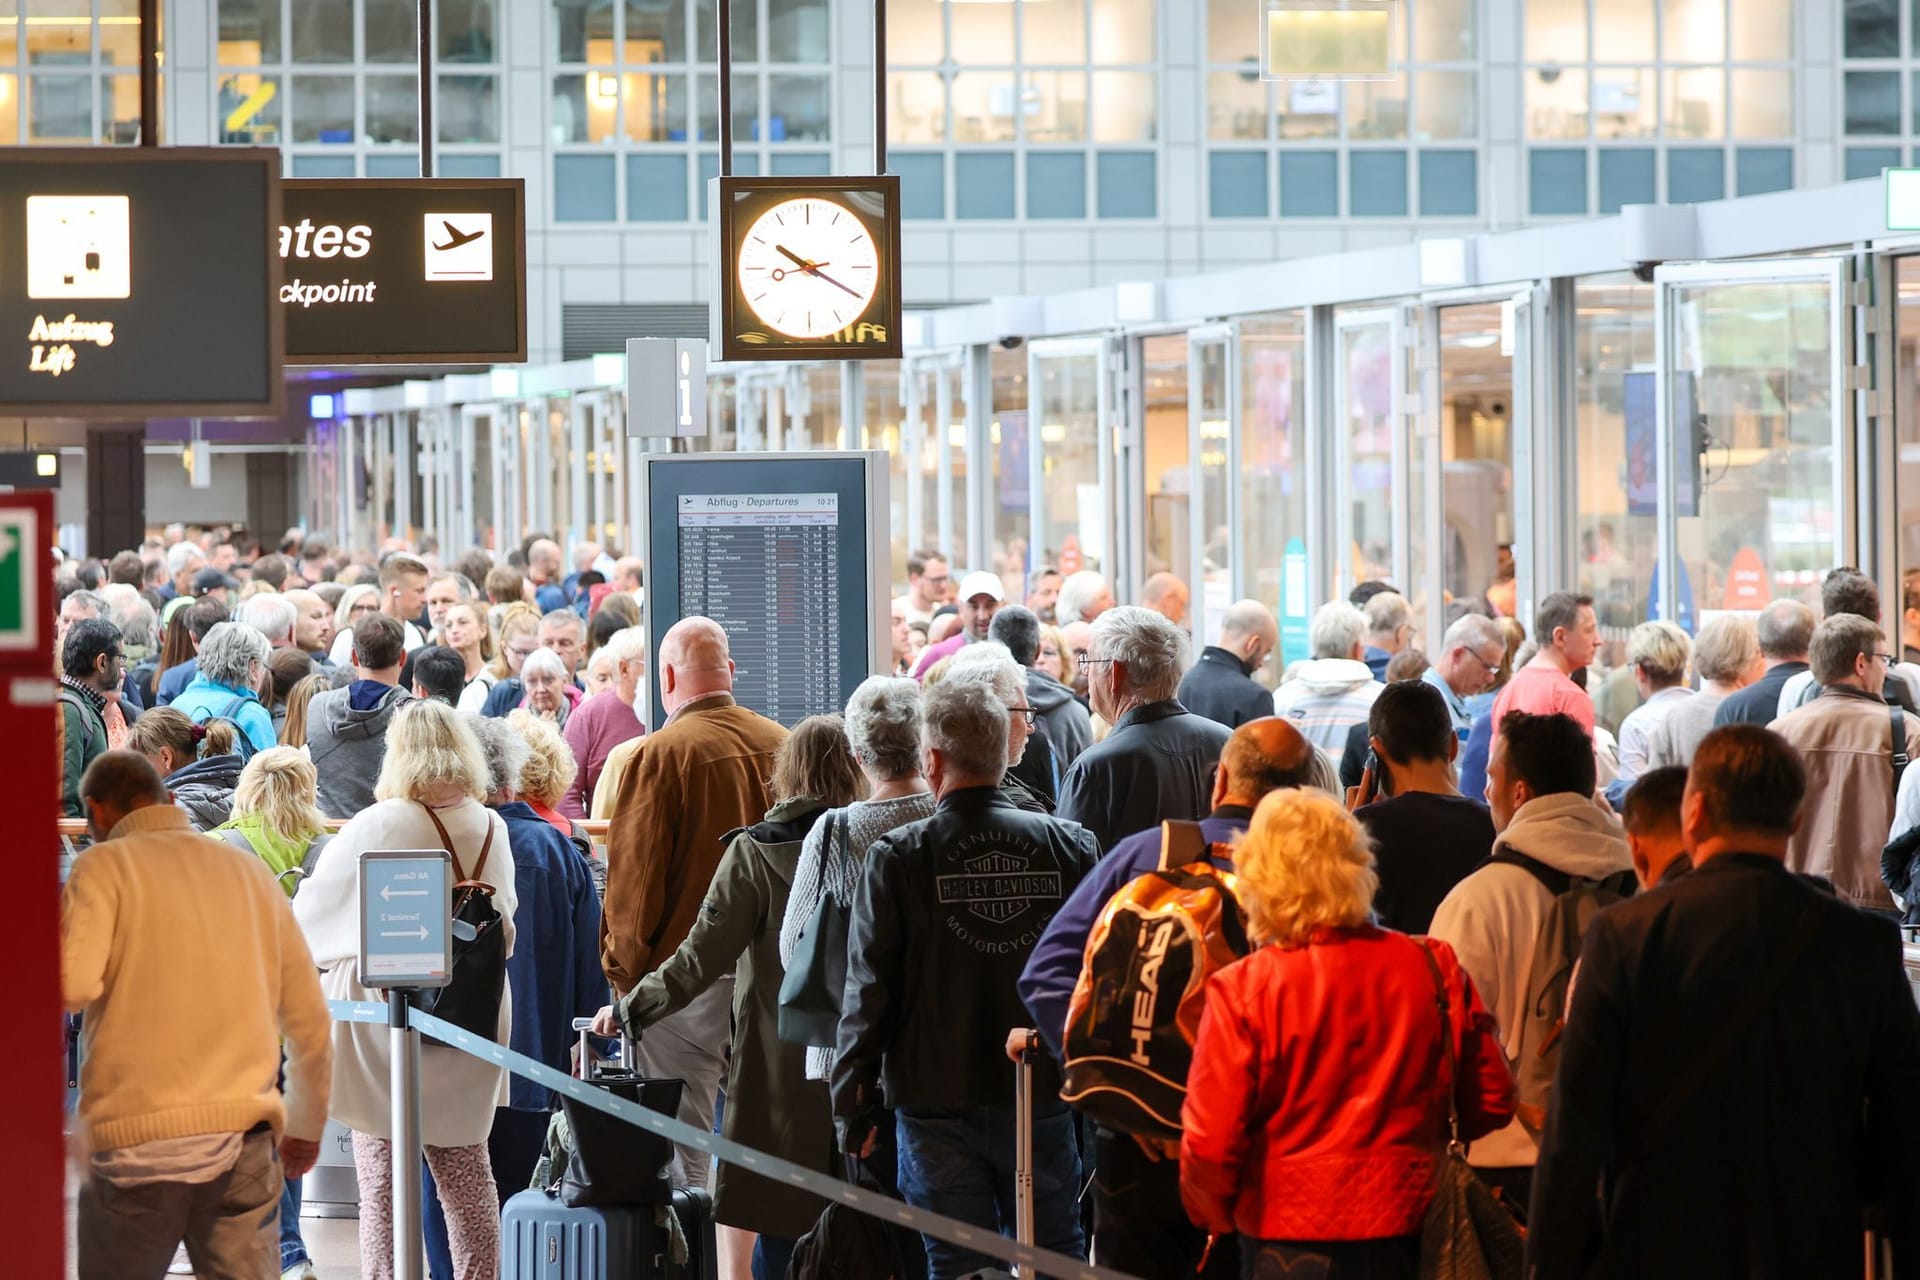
[294,699,517,1280]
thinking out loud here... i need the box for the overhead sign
[1888,168,1920,230]
[357,850,452,989]
[627,337,708,438]
[0,148,282,418]
[281,178,526,366]
[710,175,903,362]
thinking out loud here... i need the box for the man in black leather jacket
[832,679,1099,1278]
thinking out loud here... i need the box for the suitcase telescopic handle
[572,1016,635,1077]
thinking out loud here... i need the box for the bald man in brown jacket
[597,616,787,1190]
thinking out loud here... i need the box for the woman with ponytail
[125,706,245,831]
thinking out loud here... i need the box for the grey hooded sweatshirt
[307,681,415,818]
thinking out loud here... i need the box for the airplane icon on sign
[432,220,486,252]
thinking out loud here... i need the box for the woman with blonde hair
[294,700,517,1280]
[487,602,541,682]
[441,598,497,714]
[1181,788,1515,1278]
[213,746,331,893]
[279,672,332,749]
[506,707,580,835]
[213,745,331,1279]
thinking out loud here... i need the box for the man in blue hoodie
[305,613,415,818]
[1017,715,1318,1280]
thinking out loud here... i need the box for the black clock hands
[775,242,865,300]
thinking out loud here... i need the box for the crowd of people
[53,525,1920,1280]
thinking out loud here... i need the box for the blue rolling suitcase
[502,1191,647,1279]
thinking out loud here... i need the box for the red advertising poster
[1725,547,1770,611]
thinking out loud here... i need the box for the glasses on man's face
[1474,649,1504,675]
[1874,652,1896,665]
[1077,655,1112,671]
[1010,705,1038,726]
[923,574,949,588]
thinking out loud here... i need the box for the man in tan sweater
[63,752,332,1280]
[595,616,787,1193]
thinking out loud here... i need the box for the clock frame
[710,174,903,362]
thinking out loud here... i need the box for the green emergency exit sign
[0,508,37,648]
[1888,168,1920,230]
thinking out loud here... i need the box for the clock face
[735,196,883,340]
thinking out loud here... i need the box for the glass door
[1190,326,1236,646]
[1653,259,1851,627]
[1334,307,1411,599]
[1029,338,1109,590]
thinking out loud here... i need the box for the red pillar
[0,492,64,1275]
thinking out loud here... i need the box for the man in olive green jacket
[60,618,122,818]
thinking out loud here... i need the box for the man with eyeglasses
[60,618,125,818]
[1426,612,1511,741]
[1773,614,1920,916]
[895,548,951,628]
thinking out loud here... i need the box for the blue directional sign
[357,850,452,989]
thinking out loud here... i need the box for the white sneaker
[166,1244,194,1275]
[281,1264,318,1280]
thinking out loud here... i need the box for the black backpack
[787,1158,926,1280]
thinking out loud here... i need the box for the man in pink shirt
[560,626,647,818]
[1492,591,1599,743]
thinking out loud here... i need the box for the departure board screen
[642,454,884,730]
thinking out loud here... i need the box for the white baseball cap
[957,571,1006,603]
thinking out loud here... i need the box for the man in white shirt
[328,552,428,665]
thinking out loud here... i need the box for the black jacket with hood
[166,753,245,831]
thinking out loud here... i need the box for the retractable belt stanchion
[390,988,426,1280]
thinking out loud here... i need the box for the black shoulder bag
[778,809,853,1049]
[411,803,508,1042]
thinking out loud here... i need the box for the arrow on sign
[380,927,431,941]
[380,885,428,901]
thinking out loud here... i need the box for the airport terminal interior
[24,2,1920,1279]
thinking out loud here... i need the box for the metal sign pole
[137,0,158,146]
[873,0,887,175]
[389,988,425,1280]
[418,0,434,177]
[718,0,733,176]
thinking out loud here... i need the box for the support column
[85,424,145,556]
[246,452,296,543]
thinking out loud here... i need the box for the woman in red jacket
[1181,788,1516,1279]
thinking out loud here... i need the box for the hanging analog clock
[711,175,902,361]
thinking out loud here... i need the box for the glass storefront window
[1527,67,1589,139]
[1894,258,1920,650]
[1663,66,1724,139]
[1414,70,1476,139]
[950,1,1013,64]
[1525,0,1586,63]
[365,74,419,144]
[291,5,352,63]
[1026,0,1086,59]
[1207,0,1254,63]
[1572,276,1658,665]
[1662,0,1726,64]
[1209,71,1266,140]
[1092,69,1155,142]
[1091,0,1155,62]
[1141,334,1191,583]
[952,72,1017,143]
[1731,0,1791,60]
[1277,79,1341,138]
[1592,0,1653,61]
[365,0,416,63]
[767,72,829,140]
[1592,69,1655,139]
[1414,0,1475,60]
[220,0,280,65]
[889,70,945,142]
[98,71,136,143]
[1195,339,1234,642]
[622,71,685,141]
[1346,80,1409,140]
[1023,69,1088,142]
[1238,313,1307,678]
[442,0,496,62]
[1730,68,1791,139]
[1670,276,1837,621]
[767,0,829,63]
[991,347,1031,596]
[625,0,686,61]
[441,74,499,143]
[888,0,943,64]
[291,74,354,143]
[219,72,279,143]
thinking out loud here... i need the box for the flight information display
[642,454,886,729]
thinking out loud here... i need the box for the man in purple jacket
[1017,715,1317,1280]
